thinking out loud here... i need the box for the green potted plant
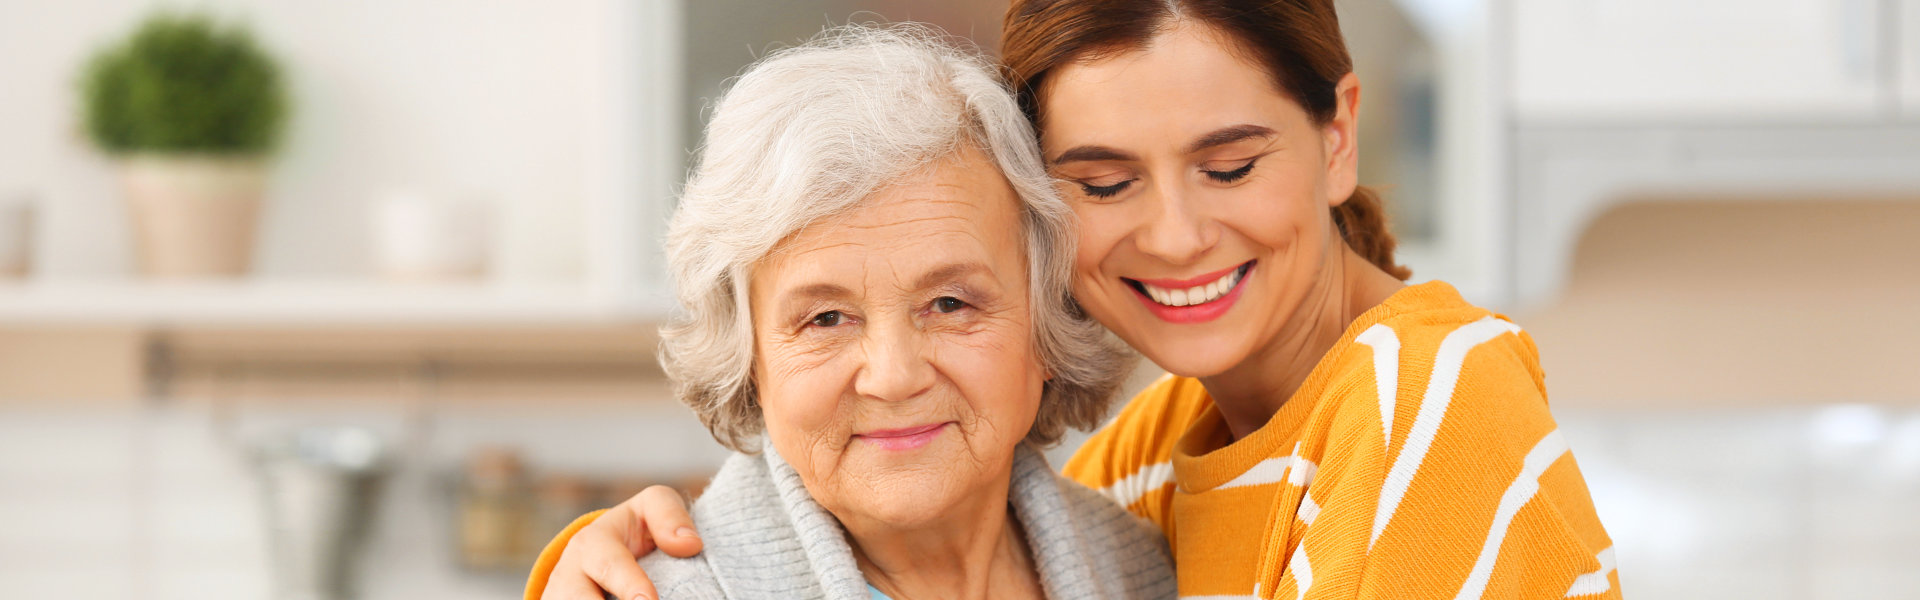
[80,11,288,278]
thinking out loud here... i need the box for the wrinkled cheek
[760,392,842,460]
[764,415,849,493]
[802,434,847,493]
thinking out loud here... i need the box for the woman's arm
[526,486,703,600]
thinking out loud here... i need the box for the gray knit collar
[692,439,1099,599]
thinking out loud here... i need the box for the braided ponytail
[1332,185,1411,280]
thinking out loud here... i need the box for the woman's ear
[1323,72,1362,207]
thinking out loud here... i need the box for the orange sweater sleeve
[523,509,607,600]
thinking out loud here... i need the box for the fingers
[537,485,699,600]
[541,535,656,600]
[586,500,656,557]
[637,485,703,558]
[584,530,662,600]
[534,485,703,600]
[542,514,660,600]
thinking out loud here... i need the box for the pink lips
[1129,261,1253,324]
[855,422,949,451]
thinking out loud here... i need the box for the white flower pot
[122,155,268,278]
[370,191,490,282]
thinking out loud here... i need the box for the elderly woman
[614,24,1174,600]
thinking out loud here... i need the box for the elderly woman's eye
[933,297,968,313]
[809,311,845,327]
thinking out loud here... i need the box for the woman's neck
[843,482,1043,600]
[1201,245,1404,440]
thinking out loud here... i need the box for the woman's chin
[839,475,969,529]
[1134,335,1251,379]
[827,450,994,531]
[856,496,958,528]
[1089,302,1260,379]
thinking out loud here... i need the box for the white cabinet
[1512,0,1882,121]
[1508,123,1920,308]
[1499,0,1920,310]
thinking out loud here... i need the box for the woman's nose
[1136,182,1219,266]
[853,319,935,403]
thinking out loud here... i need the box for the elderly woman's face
[747,145,1046,529]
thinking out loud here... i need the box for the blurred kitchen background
[1,0,1916,598]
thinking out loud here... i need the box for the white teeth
[1139,266,1243,308]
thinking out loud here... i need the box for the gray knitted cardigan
[635,440,1176,600]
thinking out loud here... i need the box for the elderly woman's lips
[855,423,949,451]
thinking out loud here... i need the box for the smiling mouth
[855,422,950,451]
[1124,261,1254,307]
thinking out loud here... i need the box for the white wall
[0,0,636,283]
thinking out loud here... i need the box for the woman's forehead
[1038,23,1298,152]
[754,149,1028,298]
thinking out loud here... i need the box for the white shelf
[0,279,672,326]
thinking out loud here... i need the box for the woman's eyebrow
[1186,124,1276,154]
[1048,124,1277,165]
[775,282,853,314]
[914,262,995,291]
[1049,145,1135,166]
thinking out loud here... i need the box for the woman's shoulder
[1049,464,1170,549]
[635,553,727,600]
[1059,374,1208,526]
[1063,374,1210,476]
[651,450,831,599]
[1335,280,1544,392]
[1035,464,1178,600]
[1310,281,1552,450]
[630,453,758,598]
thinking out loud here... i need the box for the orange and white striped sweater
[1064,281,1619,599]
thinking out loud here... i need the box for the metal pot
[251,427,390,600]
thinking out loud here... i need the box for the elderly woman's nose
[1136,183,1219,266]
[853,320,937,402]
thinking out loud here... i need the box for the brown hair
[1001,0,1412,280]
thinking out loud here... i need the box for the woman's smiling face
[1038,21,1359,379]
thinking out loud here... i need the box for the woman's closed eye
[1077,178,1135,199]
[1202,158,1257,183]
[1060,169,1135,199]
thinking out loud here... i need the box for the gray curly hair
[659,23,1134,453]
